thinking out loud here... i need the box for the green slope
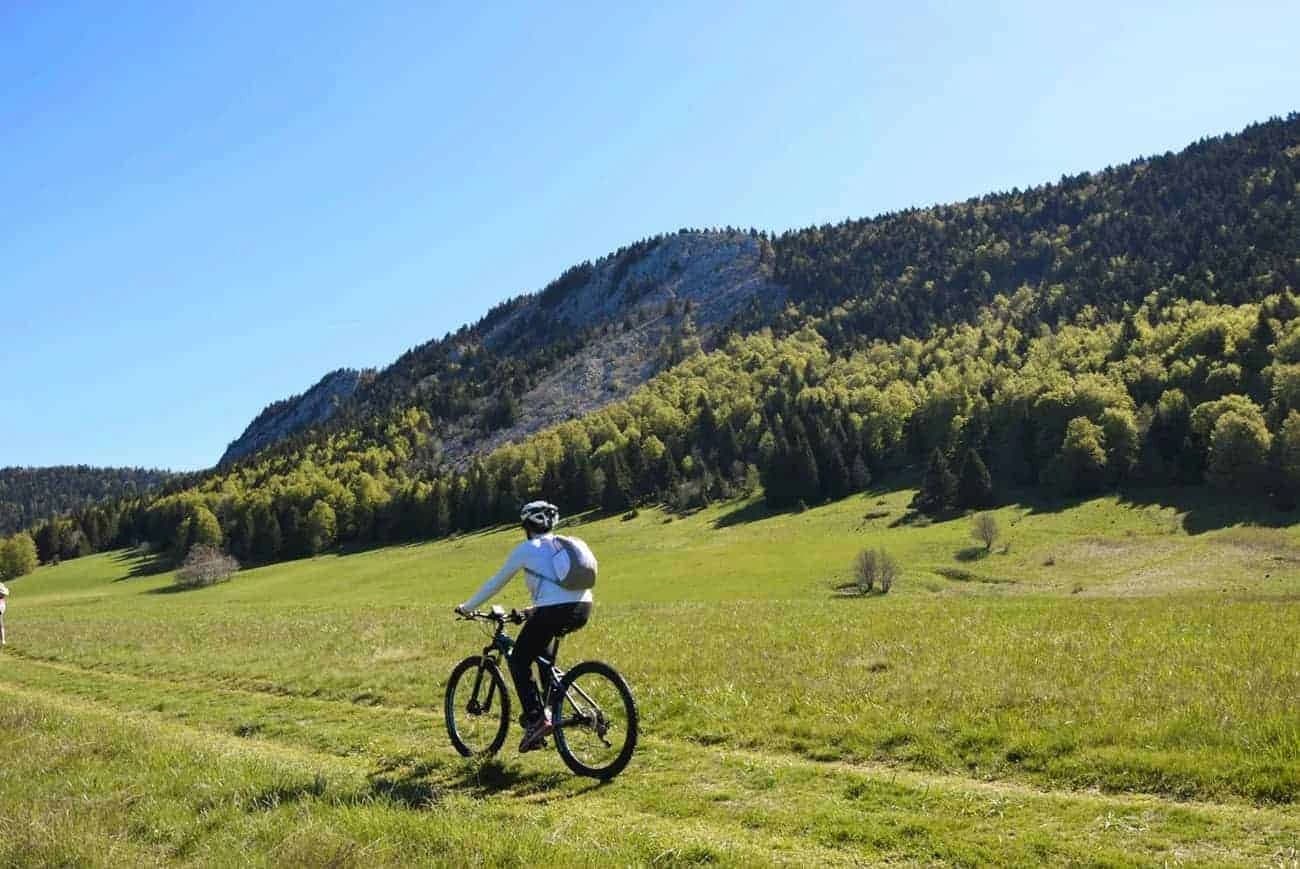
[4,487,1300,865]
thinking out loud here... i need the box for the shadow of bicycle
[367,755,605,810]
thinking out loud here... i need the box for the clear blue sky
[3,1,1297,471]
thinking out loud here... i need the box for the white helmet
[520,500,559,533]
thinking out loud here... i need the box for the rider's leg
[510,602,594,727]
[510,610,561,727]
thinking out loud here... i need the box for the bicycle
[445,605,638,780]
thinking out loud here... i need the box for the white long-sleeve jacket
[460,534,594,611]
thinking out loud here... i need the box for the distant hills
[0,466,172,535]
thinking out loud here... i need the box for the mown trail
[5,652,1300,867]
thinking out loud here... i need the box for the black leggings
[510,601,591,724]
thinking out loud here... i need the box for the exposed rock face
[219,369,361,466]
[216,231,786,467]
[445,231,785,462]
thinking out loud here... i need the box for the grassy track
[3,487,1300,864]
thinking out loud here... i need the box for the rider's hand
[454,604,469,617]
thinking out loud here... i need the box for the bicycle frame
[469,616,607,738]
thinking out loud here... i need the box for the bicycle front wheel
[551,660,638,780]
[445,655,510,757]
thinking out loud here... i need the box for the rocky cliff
[219,368,362,466]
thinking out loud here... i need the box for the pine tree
[34,521,60,564]
[250,503,281,562]
[759,428,793,507]
[601,451,633,512]
[820,442,851,500]
[849,455,872,492]
[791,434,822,505]
[432,481,452,538]
[957,449,994,509]
[916,449,958,515]
[657,450,680,494]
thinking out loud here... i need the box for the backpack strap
[524,537,564,587]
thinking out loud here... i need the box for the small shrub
[621,509,640,521]
[972,513,1000,551]
[854,548,900,594]
[175,546,239,589]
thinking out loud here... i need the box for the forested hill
[0,466,171,536]
[768,113,1299,342]
[226,115,1298,472]
[14,112,1300,570]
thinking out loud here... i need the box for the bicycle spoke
[556,669,630,770]
[446,657,509,757]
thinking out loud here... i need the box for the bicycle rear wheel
[551,660,638,780]
[445,656,510,757]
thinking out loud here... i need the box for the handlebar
[457,607,529,625]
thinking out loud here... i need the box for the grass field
[3,486,1300,865]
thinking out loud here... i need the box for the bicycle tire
[551,660,638,780]
[445,655,510,757]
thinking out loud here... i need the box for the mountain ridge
[220,229,785,470]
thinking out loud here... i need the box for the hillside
[0,466,171,536]
[11,114,1300,570]
[3,490,1299,863]
[220,230,785,469]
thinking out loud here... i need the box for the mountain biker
[455,500,593,752]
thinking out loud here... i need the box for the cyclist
[455,500,593,752]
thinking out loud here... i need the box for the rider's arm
[460,544,528,611]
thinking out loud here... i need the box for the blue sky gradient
[3,1,1298,469]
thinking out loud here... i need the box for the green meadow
[4,487,1300,866]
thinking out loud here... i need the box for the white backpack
[546,535,598,590]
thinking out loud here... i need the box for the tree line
[0,466,171,536]
[23,289,1299,572]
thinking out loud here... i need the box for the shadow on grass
[712,499,775,529]
[954,546,990,562]
[365,757,601,810]
[1118,486,1296,535]
[1007,484,1297,535]
[240,756,600,816]
[829,584,893,599]
[713,477,922,531]
[144,583,195,595]
[110,548,173,580]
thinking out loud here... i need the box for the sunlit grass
[4,486,1300,864]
